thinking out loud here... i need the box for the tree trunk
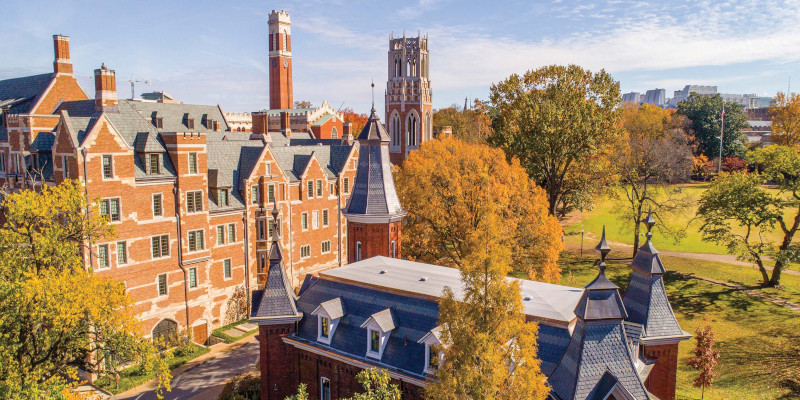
[769,260,782,287]
[754,256,771,286]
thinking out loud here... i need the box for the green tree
[687,317,720,400]
[433,99,493,143]
[0,180,171,398]
[285,383,309,400]
[489,64,621,217]
[613,103,693,256]
[677,93,748,160]
[396,137,563,282]
[344,368,401,400]
[425,245,549,400]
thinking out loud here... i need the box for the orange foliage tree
[769,91,800,147]
[341,108,369,136]
[395,137,563,282]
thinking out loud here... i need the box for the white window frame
[257,218,267,240]
[301,212,309,231]
[217,225,225,245]
[267,184,275,203]
[228,223,236,243]
[316,179,322,197]
[322,209,329,227]
[188,267,198,289]
[320,377,331,400]
[321,240,331,254]
[188,152,198,174]
[300,244,311,258]
[251,185,260,204]
[102,154,113,179]
[187,229,204,252]
[307,180,314,199]
[61,155,67,177]
[312,210,319,230]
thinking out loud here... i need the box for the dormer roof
[361,308,396,332]
[313,297,346,320]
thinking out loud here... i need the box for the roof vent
[523,296,532,301]
[420,277,428,281]
[379,270,388,274]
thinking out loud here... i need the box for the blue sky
[2,0,799,113]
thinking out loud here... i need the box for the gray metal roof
[623,271,686,339]
[251,239,302,323]
[0,73,53,114]
[548,320,650,400]
[631,238,666,275]
[573,263,628,321]
[321,257,584,324]
[357,108,391,142]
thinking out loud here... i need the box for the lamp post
[580,229,585,258]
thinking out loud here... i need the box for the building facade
[385,33,433,164]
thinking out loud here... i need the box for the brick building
[385,32,433,164]
[0,29,360,342]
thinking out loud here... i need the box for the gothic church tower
[268,10,293,110]
[385,33,433,164]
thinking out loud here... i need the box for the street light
[580,229,585,258]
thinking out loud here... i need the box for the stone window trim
[188,267,198,289]
[152,193,163,217]
[301,212,309,231]
[356,241,362,261]
[101,154,113,180]
[97,243,110,269]
[300,244,311,258]
[320,377,331,400]
[216,225,225,245]
[321,240,331,254]
[186,191,203,213]
[307,180,314,199]
[188,152,198,174]
[116,241,128,265]
[223,259,232,280]
[151,234,170,259]
[228,223,236,243]
[156,273,168,297]
[187,229,205,253]
[316,179,323,197]
[322,209,329,227]
[312,210,319,230]
[99,197,121,223]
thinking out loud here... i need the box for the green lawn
[211,319,258,344]
[555,252,800,400]
[565,183,798,258]
[94,343,210,394]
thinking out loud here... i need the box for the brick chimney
[280,111,291,136]
[53,35,73,75]
[94,63,118,112]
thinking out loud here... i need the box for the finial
[101,62,107,69]
[371,79,375,111]
[271,200,280,240]
[595,226,611,263]
[643,207,656,239]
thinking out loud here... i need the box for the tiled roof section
[126,100,229,133]
[573,266,627,321]
[0,73,53,114]
[205,134,264,209]
[134,132,166,153]
[631,239,666,275]
[344,143,404,217]
[357,108,390,142]
[312,113,334,127]
[269,144,354,180]
[296,278,439,378]
[64,116,96,146]
[251,240,302,323]
[56,99,96,116]
[548,320,649,400]
[362,308,396,332]
[623,321,644,363]
[586,371,629,400]
[30,131,55,152]
[538,324,572,376]
[622,267,685,340]
[317,297,346,320]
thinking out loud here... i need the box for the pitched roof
[344,142,404,218]
[0,73,53,114]
[127,100,229,133]
[251,237,302,324]
[314,297,347,320]
[573,263,627,321]
[269,144,354,181]
[361,308,396,332]
[205,133,265,209]
[357,108,390,143]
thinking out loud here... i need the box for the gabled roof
[251,226,302,324]
[134,132,166,153]
[269,144,354,181]
[0,73,53,114]
[313,297,347,320]
[344,128,404,218]
[127,100,229,133]
[361,308,396,332]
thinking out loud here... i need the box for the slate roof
[362,308,396,331]
[357,108,391,142]
[315,297,347,320]
[127,100,229,133]
[547,320,649,400]
[0,73,53,114]
[251,237,302,323]
[29,131,55,152]
[573,265,627,321]
[205,133,265,210]
[269,144,354,181]
[344,139,404,218]
[295,277,440,378]
[622,237,688,340]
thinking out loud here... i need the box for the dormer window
[312,297,345,345]
[360,308,395,360]
[218,189,229,206]
[184,115,195,129]
[152,116,163,129]
[148,153,160,175]
[419,325,444,374]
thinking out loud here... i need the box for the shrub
[219,372,260,400]
[722,156,748,172]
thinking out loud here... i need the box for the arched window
[356,241,362,261]
[394,59,400,77]
[407,59,411,77]
[331,126,338,140]
[390,113,401,150]
[424,112,432,141]
[152,319,178,347]
[412,60,417,77]
[406,112,418,147]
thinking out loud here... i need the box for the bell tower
[385,32,433,165]
[269,10,293,110]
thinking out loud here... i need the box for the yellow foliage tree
[0,180,171,399]
[425,245,549,400]
[769,91,800,147]
[396,137,563,282]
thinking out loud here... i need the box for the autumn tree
[285,383,309,400]
[677,93,748,160]
[341,108,369,136]
[687,318,720,400]
[433,99,493,143]
[396,137,563,282]
[425,245,549,400]
[294,100,313,109]
[0,181,170,398]
[343,368,401,400]
[613,103,693,256]
[769,91,800,147]
[489,64,621,217]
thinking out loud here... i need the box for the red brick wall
[310,117,344,140]
[259,324,298,400]
[347,220,401,263]
[32,74,88,115]
[643,343,679,400]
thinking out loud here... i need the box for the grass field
[565,183,798,258]
[95,343,210,394]
[555,251,800,400]
[211,319,258,344]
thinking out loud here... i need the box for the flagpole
[718,102,725,173]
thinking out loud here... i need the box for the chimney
[94,63,118,112]
[53,35,73,75]
[280,111,291,137]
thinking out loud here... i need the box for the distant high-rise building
[643,89,666,106]
[622,92,642,104]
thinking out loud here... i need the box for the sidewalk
[112,333,259,400]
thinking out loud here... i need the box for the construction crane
[129,74,151,100]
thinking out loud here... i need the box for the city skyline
[1,0,798,113]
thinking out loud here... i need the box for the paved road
[114,336,259,400]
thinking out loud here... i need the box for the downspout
[172,186,191,329]
[242,207,251,314]
[288,185,294,285]
[337,179,342,267]
[81,147,94,271]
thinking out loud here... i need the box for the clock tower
[269,10,293,110]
